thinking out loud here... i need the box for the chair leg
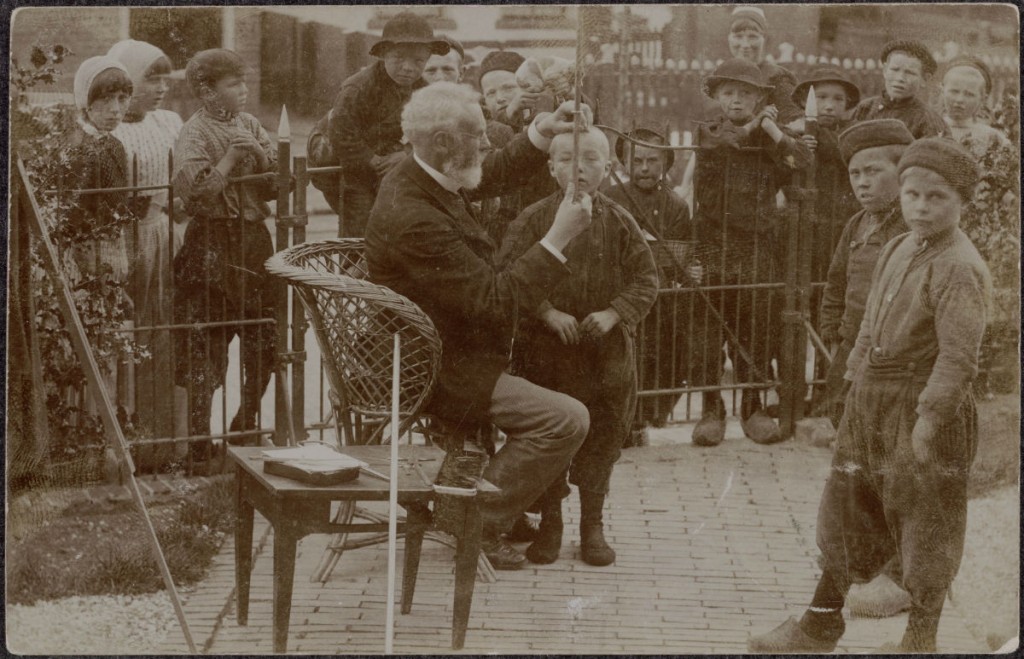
[401,505,429,614]
[311,502,356,583]
[451,498,482,650]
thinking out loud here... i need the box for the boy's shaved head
[548,128,612,195]
[549,128,610,159]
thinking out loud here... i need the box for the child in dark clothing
[65,56,136,422]
[691,58,812,447]
[850,40,947,138]
[173,49,281,464]
[499,128,658,567]
[327,12,449,236]
[67,56,135,283]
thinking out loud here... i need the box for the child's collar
[203,103,238,122]
[78,115,111,137]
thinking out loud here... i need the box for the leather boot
[579,490,615,566]
[525,499,563,564]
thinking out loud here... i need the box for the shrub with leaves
[958,90,1021,393]
[13,45,146,467]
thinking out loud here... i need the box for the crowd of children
[55,6,1012,590]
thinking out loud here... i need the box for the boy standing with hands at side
[499,128,658,567]
[173,49,281,465]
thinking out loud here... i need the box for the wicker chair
[264,239,495,587]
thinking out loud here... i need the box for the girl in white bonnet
[108,39,188,460]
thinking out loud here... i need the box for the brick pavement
[155,431,988,655]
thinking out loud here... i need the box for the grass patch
[7,477,236,605]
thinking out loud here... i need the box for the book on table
[261,444,368,486]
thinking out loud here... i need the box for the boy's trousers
[517,323,637,501]
[172,215,284,440]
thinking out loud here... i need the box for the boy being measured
[498,128,658,567]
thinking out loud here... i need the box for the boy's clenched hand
[580,308,620,339]
[541,307,580,345]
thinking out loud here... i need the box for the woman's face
[728,26,766,63]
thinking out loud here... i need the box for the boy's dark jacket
[328,61,425,190]
[693,117,813,243]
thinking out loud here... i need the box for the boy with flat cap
[819,119,914,429]
[328,12,449,236]
[422,35,465,85]
[851,40,947,139]
[749,137,991,653]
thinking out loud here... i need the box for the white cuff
[527,121,552,152]
[540,238,567,264]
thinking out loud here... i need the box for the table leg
[272,523,298,653]
[401,504,429,614]
[235,474,255,626]
[451,498,481,650]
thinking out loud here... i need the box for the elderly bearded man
[366,82,596,569]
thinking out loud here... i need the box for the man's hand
[534,101,593,139]
[371,152,405,177]
[580,308,620,339]
[544,182,592,251]
[541,307,580,345]
[910,415,939,463]
[508,88,541,118]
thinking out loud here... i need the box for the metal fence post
[290,156,309,443]
[274,107,292,446]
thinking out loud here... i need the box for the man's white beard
[443,161,483,191]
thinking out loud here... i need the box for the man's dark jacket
[366,133,569,430]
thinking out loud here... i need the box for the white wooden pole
[385,333,401,653]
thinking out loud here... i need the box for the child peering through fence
[107,39,188,464]
[62,56,137,429]
[172,48,284,471]
[688,57,812,446]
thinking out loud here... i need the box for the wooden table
[228,445,482,653]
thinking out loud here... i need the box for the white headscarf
[73,55,130,110]
[107,39,169,93]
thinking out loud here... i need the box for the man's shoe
[742,409,784,444]
[525,511,563,564]
[747,617,839,653]
[847,573,912,618]
[692,413,726,446]
[504,513,539,543]
[481,537,526,570]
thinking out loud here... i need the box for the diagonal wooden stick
[16,158,197,653]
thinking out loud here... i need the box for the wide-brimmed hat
[792,65,861,109]
[369,12,449,58]
[703,58,773,97]
[614,128,675,170]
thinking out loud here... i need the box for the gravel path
[6,593,180,655]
